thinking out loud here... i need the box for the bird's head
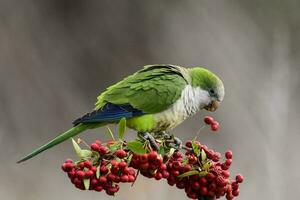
[189,67,225,112]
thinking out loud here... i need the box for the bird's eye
[209,89,215,94]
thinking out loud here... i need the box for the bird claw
[138,132,159,151]
[173,137,182,149]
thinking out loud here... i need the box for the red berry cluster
[204,116,220,131]
[130,151,170,179]
[62,140,136,196]
[61,116,244,199]
[156,141,243,200]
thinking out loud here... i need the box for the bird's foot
[159,132,182,150]
[138,132,159,151]
[173,136,182,149]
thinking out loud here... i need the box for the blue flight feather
[72,103,144,125]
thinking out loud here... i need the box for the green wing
[95,65,189,114]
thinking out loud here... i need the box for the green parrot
[17,64,224,163]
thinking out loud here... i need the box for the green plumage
[95,65,188,113]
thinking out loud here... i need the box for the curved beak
[204,100,220,112]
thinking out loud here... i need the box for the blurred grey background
[1,0,300,200]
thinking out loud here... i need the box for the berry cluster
[204,116,220,131]
[62,140,136,196]
[61,116,244,199]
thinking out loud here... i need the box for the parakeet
[17,64,224,163]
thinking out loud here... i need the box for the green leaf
[106,126,115,141]
[201,149,207,161]
[202,161,212,171]
[83,178,90,190]
[182,157,189,165]
[198,171,209,177]
[80,149,93,158]
[72,138,83,158]
[169,148,176,156]
[127,141,147,154]
[118,118,126,140]
[177,170,200,178]
[71,138,92,158]
[96,165,100,179]
[158,145,166,155]
[108,142,122,152]
[192,141,200,157]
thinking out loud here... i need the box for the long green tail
[17,123,98,163]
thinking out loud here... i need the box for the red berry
[128,175,135,182]
[183,164,192,172]
[200,186,208,195]
[155,172,162,180]
[85,170,94,178]
[90,178,98,186]
[94,186,103,192]
[115,149,127,158]
[208,183,217,191]
[120,175,129,182]
[159,164,167,171]
[128,168,136,175]
[90,143,100,151]
[107,173,116,181]
[204,116,214,124]
[172,161,181,169]
[192,181,200,190]
[139,163,149,170]
[110,160,118,167]
[211,121,219,131]
[62,163,73,172]
[76,170,85,179]
[225,150,233,159]
[84,161,93,169]
[199,177,207,185]
[122,167,130,174]
[99,176,107,184]
[236,174,244,183]
[162,170,170,179]
[232,189,240,196]
[187,192,198,199]
[118,161,127,169]
[78,162,85,169]
[185,140,192,148]
[90,166,97,173]
[231,181,239,190]
[226,193,234,200]
[68,170,76,178]
[225,159,232,166]
[222,170,230,178]
[65,159,73,163]
[99,146,108,154]
[100,166,108,174]
[171,170,180,177]
[188,155,197,164]
[206,172,215,180]
[176,181,185,189]
[140,154,148,163]
[148,151,158,160]
[221,163,230,170]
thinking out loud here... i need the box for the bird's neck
[181,85,211,116]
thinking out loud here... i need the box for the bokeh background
[1,0,300,200]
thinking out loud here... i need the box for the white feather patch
[153,85,210,131]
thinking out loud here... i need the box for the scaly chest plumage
[151,85,210,132]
